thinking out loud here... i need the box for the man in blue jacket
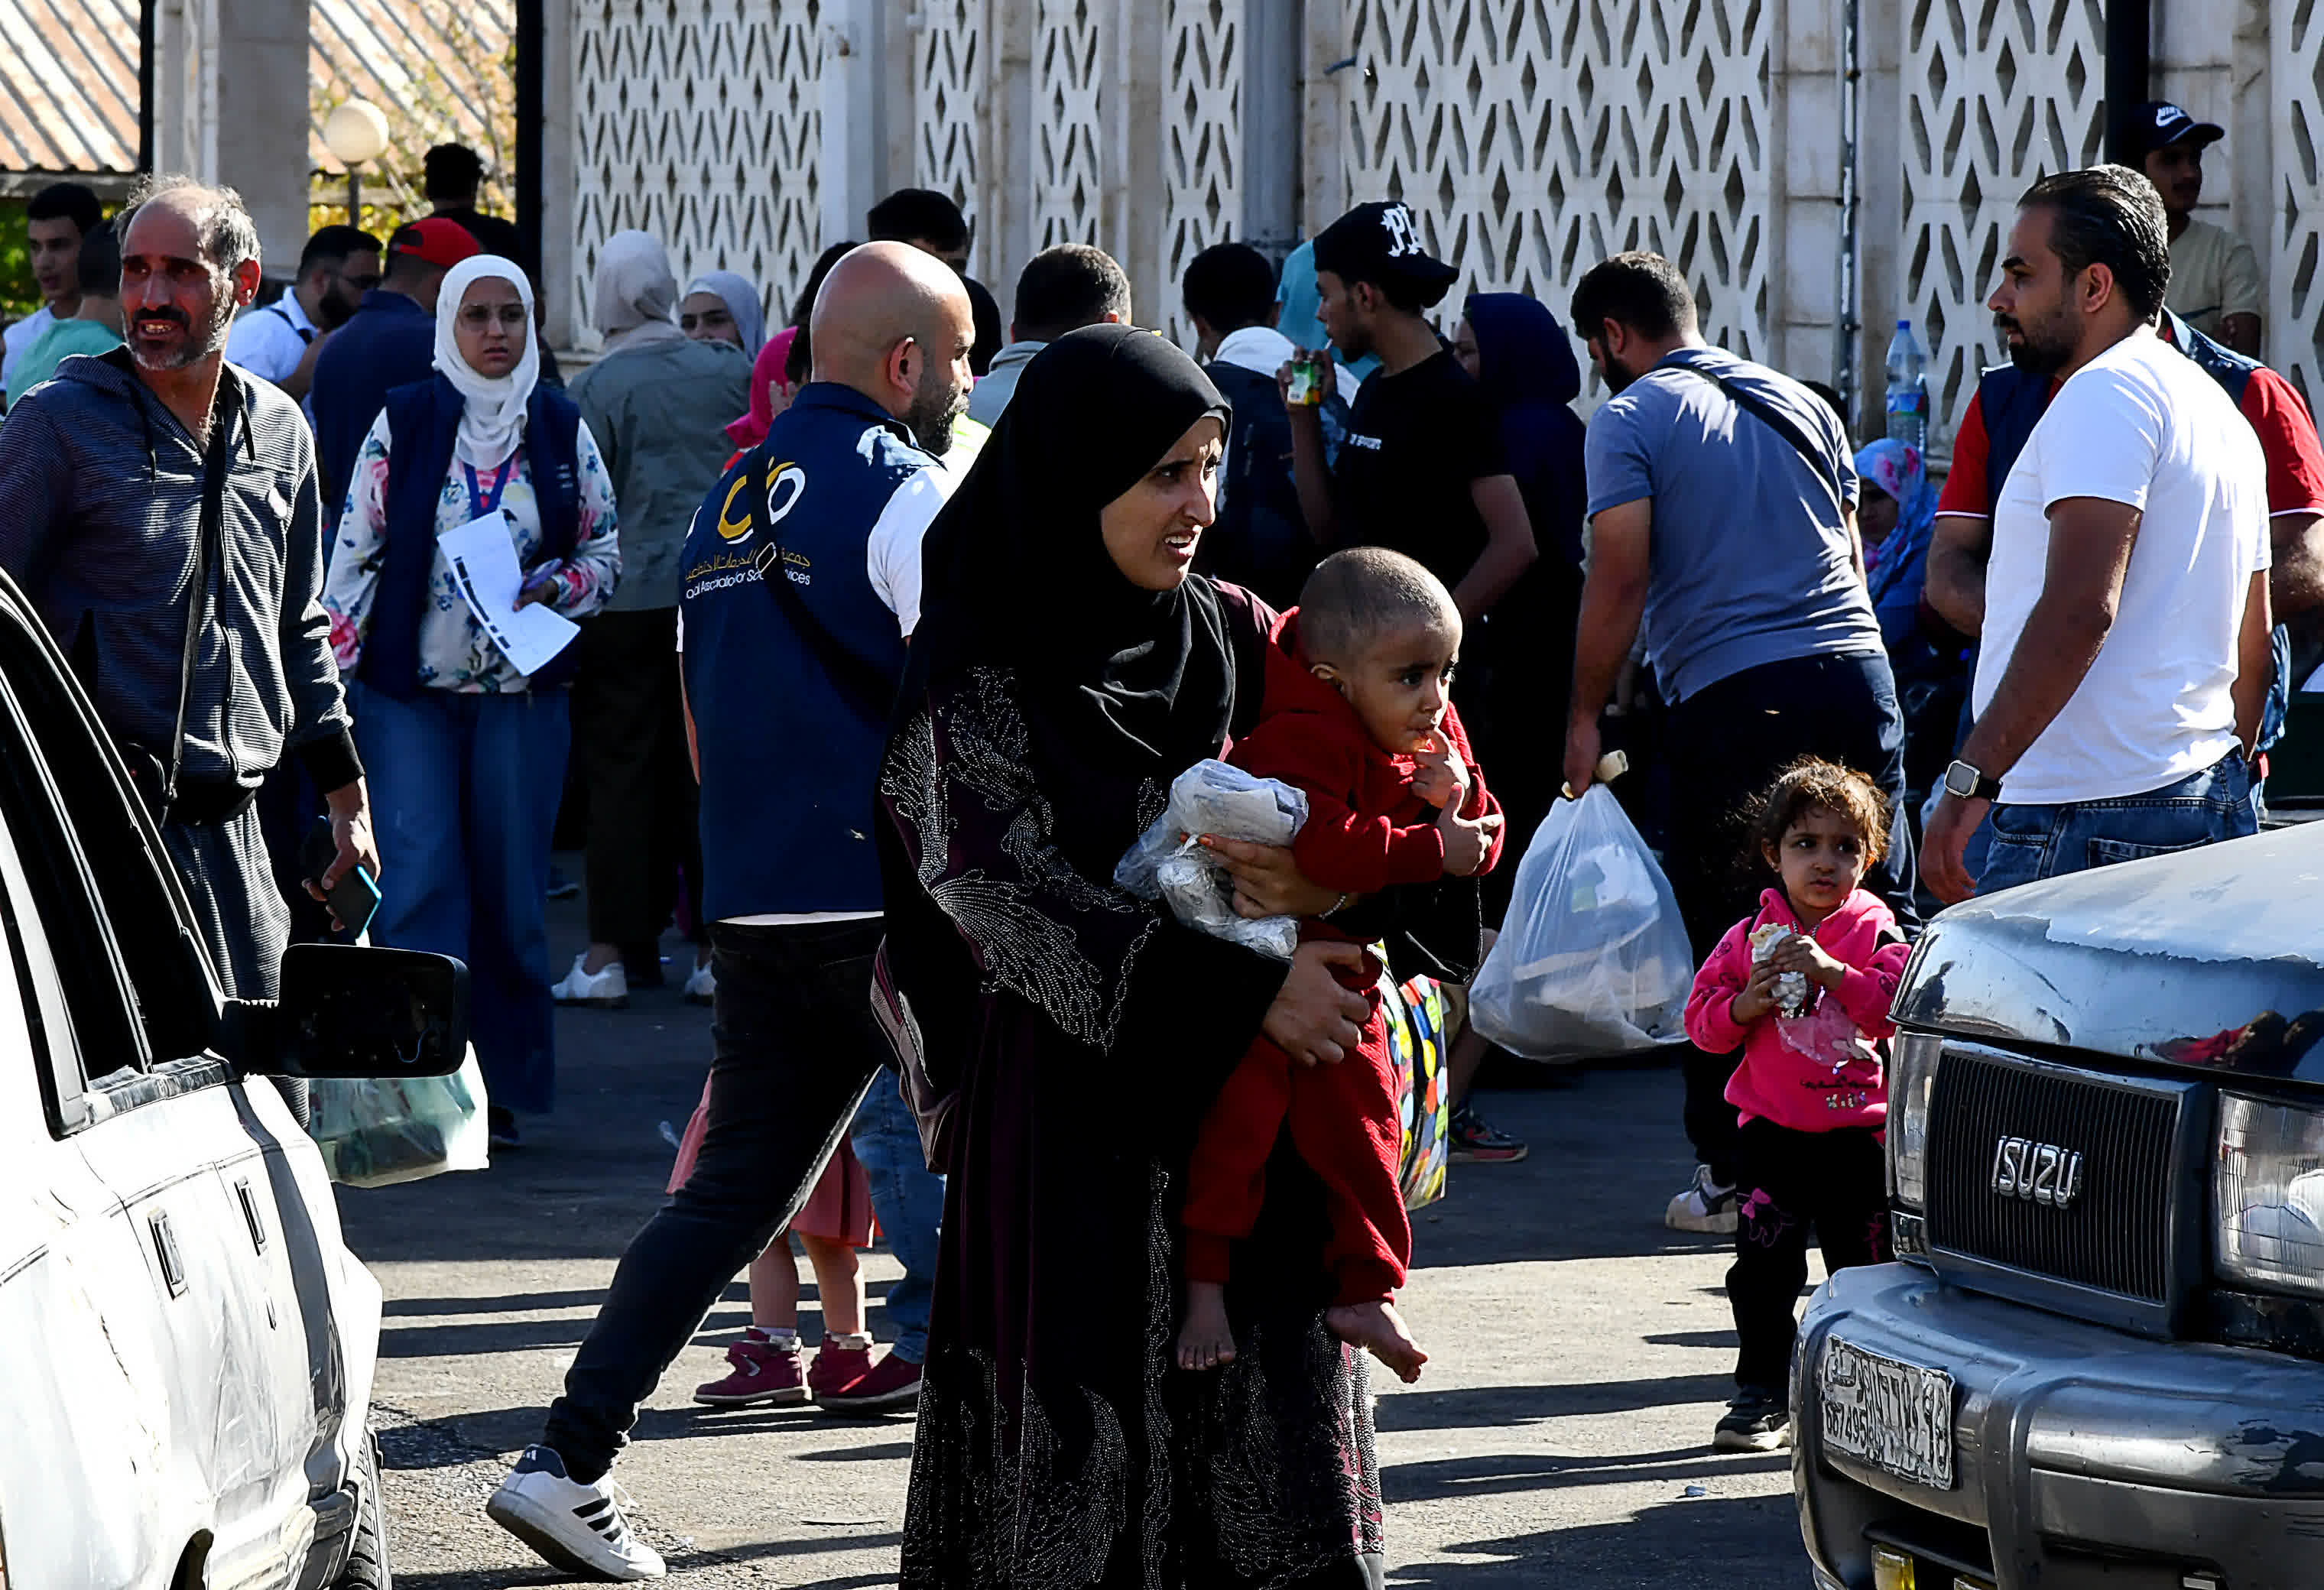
[307,218,477,523]
[488,242,975,1581]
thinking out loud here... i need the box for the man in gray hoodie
[0,177,375,1066]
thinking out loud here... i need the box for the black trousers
[1466,561,1583,926]
[1663,652,1914,1186]
[573,608,704,947]
[543,918,885,1481]
[1728,1118,1890,1393]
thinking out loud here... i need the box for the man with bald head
[490,241,974,1579]
[0,176,377,1068]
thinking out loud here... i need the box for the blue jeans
[849,1079,943,1364]
[1978,754,2259,897]
[350,683,570,1114]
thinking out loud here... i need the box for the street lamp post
[323,100,391,226]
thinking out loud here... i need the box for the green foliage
[0,201,41,322]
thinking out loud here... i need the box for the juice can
[1285,354,1326,407]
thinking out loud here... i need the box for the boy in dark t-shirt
[1277,203,1554,1165]
[1281,201,1536,612]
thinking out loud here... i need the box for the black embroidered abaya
[878,327,1462,1589]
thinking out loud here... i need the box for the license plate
[1819,1335,1956,1489]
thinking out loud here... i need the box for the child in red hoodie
[1176,548,1502,1385]
[1683,758,1911,1453]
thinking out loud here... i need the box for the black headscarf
[904,324,1237,833]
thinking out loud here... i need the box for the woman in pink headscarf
[722,241,856,456]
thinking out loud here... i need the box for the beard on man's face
[1594,344,1638,394]
[904,369,969,457]
[1997,302,2076,378]
[128,286,235,374]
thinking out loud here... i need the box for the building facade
[31,0,2319,459]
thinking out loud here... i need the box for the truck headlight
[2216,1093,2324,1297]
[1890,1031,1942,1211]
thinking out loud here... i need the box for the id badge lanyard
[463,458,516,524]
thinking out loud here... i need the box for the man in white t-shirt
[222,224,381,401]
[1923,165,2273,902]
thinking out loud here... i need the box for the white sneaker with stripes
[487,1446,666,1580]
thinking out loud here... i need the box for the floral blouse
[324,410,622,693]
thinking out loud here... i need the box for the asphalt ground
[342,903,1822,1588]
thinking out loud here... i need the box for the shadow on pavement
[1410,1069,1741,1269]
[1384,1446,1789,1504]
[1376,1372,1739,1429]
[1385,1491,1803,1587]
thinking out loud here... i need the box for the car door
[0,779,178,1588]
[0,590,322,1588]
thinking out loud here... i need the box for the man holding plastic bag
[1469,751,1693,1058]
[1556,251,1915,1236]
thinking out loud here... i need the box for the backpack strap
[1660,356,1846,514]
[744,448,898,723]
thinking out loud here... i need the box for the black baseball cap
[1312,201,1459,307]
[2140,101,2225,153]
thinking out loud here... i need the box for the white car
[0,572,467,1588]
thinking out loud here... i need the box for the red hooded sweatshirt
[1227,609,1503,895]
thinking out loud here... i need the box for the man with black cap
[1283,200,1539,622]
[2141,99,2264,355]
[1277,198,1542,1168]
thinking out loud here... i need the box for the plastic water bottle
[1884,320,1928,449]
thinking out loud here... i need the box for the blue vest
[679,383,935,919]
[362,374,584,699]
[1975,310,2257,505]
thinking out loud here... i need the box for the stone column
[538,0,581,352]
[1107,0,1165,326]
[209,0,311,274]
[821,0,882,247]
[1851,0,1904,438]
[1300,0,1349,237]
[1771,0,1852,403]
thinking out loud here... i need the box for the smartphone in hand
[300,817,382,939]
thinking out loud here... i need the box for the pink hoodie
[1684,887,1910,1133]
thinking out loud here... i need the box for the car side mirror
[223,943,470,1079]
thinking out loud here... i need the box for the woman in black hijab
[879,326,1485,1588]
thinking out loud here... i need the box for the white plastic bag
[308,1044,492,1188]
[1469,786,1693,1055]
[1115,759,1309,960]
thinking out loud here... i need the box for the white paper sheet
[437,511,580,676]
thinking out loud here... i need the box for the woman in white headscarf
[679,268,767,354]
[324,253,623,1145]
[556,232,748,1011]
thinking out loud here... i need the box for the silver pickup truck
[1793,823,2324,1590]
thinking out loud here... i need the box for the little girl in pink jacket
[1682,757,1913,1455]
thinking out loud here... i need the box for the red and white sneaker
[694,1329,807,1407]
[819,1348,925,1413]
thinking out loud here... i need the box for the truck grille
[1926,1051,2180,1303]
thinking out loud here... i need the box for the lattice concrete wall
[2270,0,2324,407]
[914,0,988,258]
[1031,0,1108,251]
[1333,0,1777,365]
[1162,0,1246,347]
[567,0,823,349]
[1900,0,2107,452]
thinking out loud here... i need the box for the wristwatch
[1943,758,2002,802]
